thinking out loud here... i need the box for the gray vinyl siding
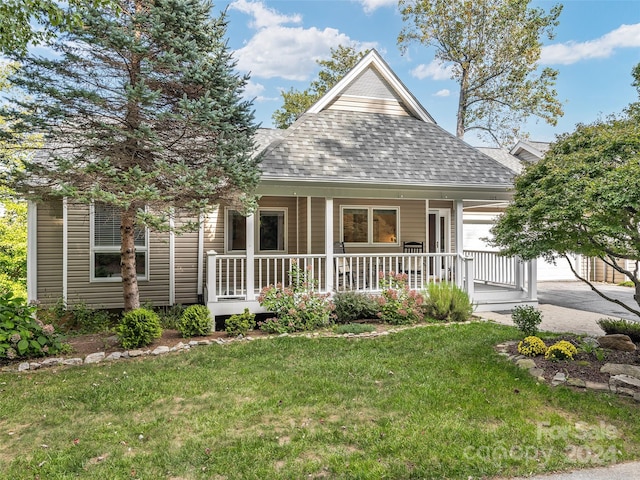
[65,202,170,309]
[174,218,199,305]
[36,200,63,305]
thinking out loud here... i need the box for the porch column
[464,255,475,302]
[325,198,334,292]
[515,256,523,291]
[455,200,464,288]
[245,213,256,301]
[206,250,218,303]
[527,259,538,301]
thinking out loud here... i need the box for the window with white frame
[91,203,148,281]
[225,208,287,253]
[342,206,398,245]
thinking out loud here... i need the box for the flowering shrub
[545,340,578,361]
[376,272,424,325]
[258,262,334,334]
[517,336,547,357]
[0,290,66,359]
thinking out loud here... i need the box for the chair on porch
[334,241,351,287]
[402,241,424,279]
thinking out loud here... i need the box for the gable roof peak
[307,49,435,124]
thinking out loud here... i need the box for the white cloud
[230,0,375,81]
[356,0,397,14]
[541,23,640,65]
[411,60,453,81]
[433,89,450,97]
[230,0,302,29]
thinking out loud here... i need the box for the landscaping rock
[597,334,637,352]
[585,381,611,392]
[567,378,586,388]
[29,362,41,370]
[516,358,537,370]
[188,341,198,347]
[84,352,105,364]
[528,367,544,378]
[106,352,122,361]
[18,362,30,372]
[41,358,63,367]
[609,374,640,390]
[551,372,567,386]
[62,358,83,366]
[128,350,144,357]
[152,346,170,356]
[601,363,640,379]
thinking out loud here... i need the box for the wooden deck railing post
[206,250,218,303]
[245,214,255,301]
[463,255,475,301]
[527,258,537,301]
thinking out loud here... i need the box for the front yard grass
[1,322,639,479]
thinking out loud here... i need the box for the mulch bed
[505,335,640,384]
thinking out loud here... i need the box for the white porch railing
[464,250,531,291]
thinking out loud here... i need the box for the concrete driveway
[538,281,638,320]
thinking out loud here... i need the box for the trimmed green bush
[511,305,542,337]
[226,308,256,337]
[116,308,162,349]
[333,291,379,323]
[597,317,640,343]
[423,282,473,322]
[334,323,376,335]
[178,305,213,338]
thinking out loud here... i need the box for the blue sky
[214,0,640,146]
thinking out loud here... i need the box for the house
[26,50,538,316]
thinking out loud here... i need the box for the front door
[428,209,450,275]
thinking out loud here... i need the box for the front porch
[204,250,537,318]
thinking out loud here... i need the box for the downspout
[197,213,204,304]
[62,197,68,305]
[169,214,175,306]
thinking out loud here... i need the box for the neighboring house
[27,50,538,316]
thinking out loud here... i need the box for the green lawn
[1,322,639,479]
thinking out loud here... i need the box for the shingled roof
[256,50,516,190]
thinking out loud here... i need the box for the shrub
[39,298,115,334]
[376,272,424,325]
[511,305,543,337]
[157,304,185,330]
[0,291,66,359]
[333,291,379,324]
[116,308,162,349]
[334,323,376,335]
[545,340,578,361]
[423,282,473,322]
[597,318,640,343]
[258,261,334,334]
[226,308,256,337]
[517,336,547,357]
[178,305,213,338]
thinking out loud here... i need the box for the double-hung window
[342,206,398,245]
[91,203,148,281]
[225,208,288,253]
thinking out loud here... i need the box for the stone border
[3,321,476,373]
[496,341,640,402]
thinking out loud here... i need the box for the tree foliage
[0,0,116,55]
[491,65,640,317]
[398,0,563,146]
[0,0,260,310]
[272,45,367,129]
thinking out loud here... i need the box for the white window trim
[225,207,289,254]
[340,205,400,246]
[89,203,149,283]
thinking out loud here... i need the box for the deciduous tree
[0,0,260,310]
[491,65,640,317]
[272,45,367,129]
[398,0,563,146]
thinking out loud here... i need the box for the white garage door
[463,221,578,282]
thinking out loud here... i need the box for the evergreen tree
[0,0,260,310]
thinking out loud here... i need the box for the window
[91,203,148,281]
[225,208,287,253]
[341,206,398,245]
